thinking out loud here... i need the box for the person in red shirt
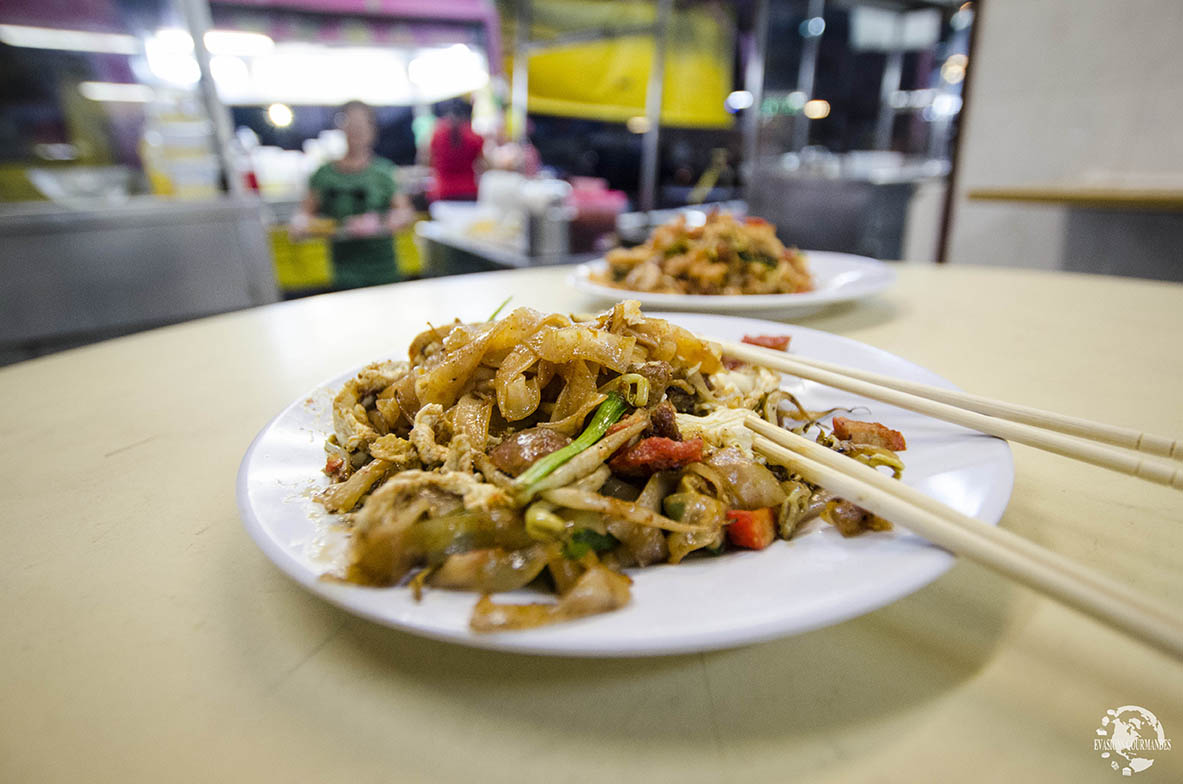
[428,100,485,202]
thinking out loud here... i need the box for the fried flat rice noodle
[317,298,900,633]
[469,565,633,632]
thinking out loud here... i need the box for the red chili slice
[725,508,777,549]
[741,334,792,351]
[608,436,704,477]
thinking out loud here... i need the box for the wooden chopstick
[744,415,1183,658]
[767,350,1182,460]
[715,338,1183,490]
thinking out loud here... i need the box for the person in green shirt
[293,100,414,290]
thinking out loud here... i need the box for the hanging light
[725,90,754,112]
[267,102,294,128]
[0,24,138,54]
[79,81,155,102]
[803,99,830,119]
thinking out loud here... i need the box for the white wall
[947,0,1183,277]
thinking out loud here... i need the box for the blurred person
[292,100,414,289]
[489,139,541,178]
[428,99,485,201]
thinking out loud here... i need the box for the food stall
[0,0,504,360]
[2,3,1181,781]
[0,196,276,364]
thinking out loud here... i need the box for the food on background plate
[594,212,813,296]
[317,300,905,631]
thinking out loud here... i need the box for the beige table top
[2,264,1181,783]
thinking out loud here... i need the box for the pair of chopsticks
[711,338,1183,657]
[717,339,1183,488]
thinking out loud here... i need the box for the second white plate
[570,251,896,317]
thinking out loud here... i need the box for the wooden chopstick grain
[745,416,1183,658]
[716,338,1183,490]
[771,350,1182,460]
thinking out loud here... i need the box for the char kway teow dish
[318,301,907,632]
[594,211,813,296]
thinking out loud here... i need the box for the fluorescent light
[33,143,80,161]
[267,102,293,128]
[210,40,491,106]
[243,44,409,105]
[952,6,974,31]
[142,28,275,92]
[2,24,275,58]
[407,44,489,100]
[929,93,962,118]
[0,23,139,55]
[800,16,826,38]
[145,29,199,86]
[725,90,754,112]
[209,54,249,86]
[941,53,968,84]
[79,81,155,102]
[803,99,831,119]
[151,28,194,51]
[909,88,935,108]
[204,30,273,57]
[626,116,650,134]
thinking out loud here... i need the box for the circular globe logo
[1094,706,1172,776]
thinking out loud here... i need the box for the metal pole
[177,0,244,196]
[936,2,980,264]
[742,0,769,188]
[874,16,903,151]
[510,0,531,145]
[791,0,825,151]
[638,0,672,214]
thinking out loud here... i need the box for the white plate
[237,313,1013,657]
[570,251,896,317]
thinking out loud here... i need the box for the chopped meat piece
[489,427,572,476]
[410,403,448,465]
[609,437,704,477]
[666,385,697,413]
[741,334,792,351]
[630,361,673,402]
[832,416,907,451]
[324,455,346,480]
[822,499,893,537]
[722,357,746,370]
[647,401,682,441]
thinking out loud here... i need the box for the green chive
[514,392,629,501]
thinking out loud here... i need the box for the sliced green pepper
[562,529,620,560]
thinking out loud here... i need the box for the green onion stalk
[514,392,629,502]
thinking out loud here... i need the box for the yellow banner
[512,1,734,128]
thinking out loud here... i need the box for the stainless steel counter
[416,221,598,277]
[0,196,277,364]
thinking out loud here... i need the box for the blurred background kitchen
[2,0,1180,365]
